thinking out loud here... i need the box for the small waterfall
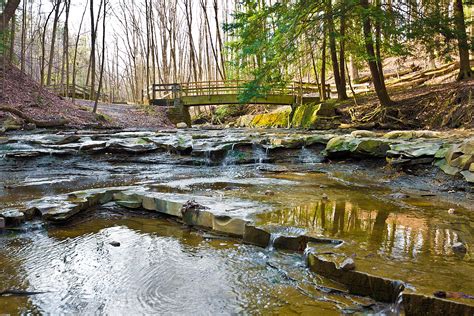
[303,246,312,264]
[252,144,268,164]
[299,146,317,164]
[267,233,281,251]
[205,150,212,166]
[222,147,238,167]
[389,291,404,315]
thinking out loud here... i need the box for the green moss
[250,108,291,128]
[214,104,246,123]
[291,102,336,129]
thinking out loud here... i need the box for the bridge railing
[46,84,108,100]
[148,80,330,101]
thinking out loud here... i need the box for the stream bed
[0,128,473,314]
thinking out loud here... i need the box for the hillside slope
[0,63,106,130]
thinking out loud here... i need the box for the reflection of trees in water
[258,198,463,260]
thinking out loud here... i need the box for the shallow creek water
[0,128,473,314]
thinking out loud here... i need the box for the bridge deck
[146,80,329,107]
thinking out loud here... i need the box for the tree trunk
[93,0,106,113]
[327,0,347,101]
[46,0,61,86]
[454,0,473,80]
[72,0,88,103]
[8,14,15,62]
[90,0,97,100]
[20,0,26,72]
[360,0,393,107]
[0,0,20,32]
[321,30,327,101]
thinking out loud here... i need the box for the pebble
[109,241,121,247]
[448,208,456,215]
[340,258,356,271]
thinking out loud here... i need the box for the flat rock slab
[403,293,474,316]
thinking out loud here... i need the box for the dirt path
[77,100,173,129]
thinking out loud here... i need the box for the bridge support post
[166,100,192,127]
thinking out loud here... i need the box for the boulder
[176,122,188,129]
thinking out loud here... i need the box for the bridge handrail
[147,80,329,100]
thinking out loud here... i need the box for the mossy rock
[383,131,415,139]
[324,136,359,156]
[250,108,291,128]
[354,139,391,157]
[291,103,337,129]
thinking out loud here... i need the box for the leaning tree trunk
[454,0,473,80]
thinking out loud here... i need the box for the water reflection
[257,199,464,261]
[0,216,385,315]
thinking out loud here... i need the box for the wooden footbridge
[146,80,330,125]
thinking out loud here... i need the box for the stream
[0,128,473,314]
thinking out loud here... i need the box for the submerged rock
[109,241,121,247]
[452,242,467,255]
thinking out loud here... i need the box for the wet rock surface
[1,128,473,314]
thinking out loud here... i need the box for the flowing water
[0,128,473,314]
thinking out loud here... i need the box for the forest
[0,0,473,315]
